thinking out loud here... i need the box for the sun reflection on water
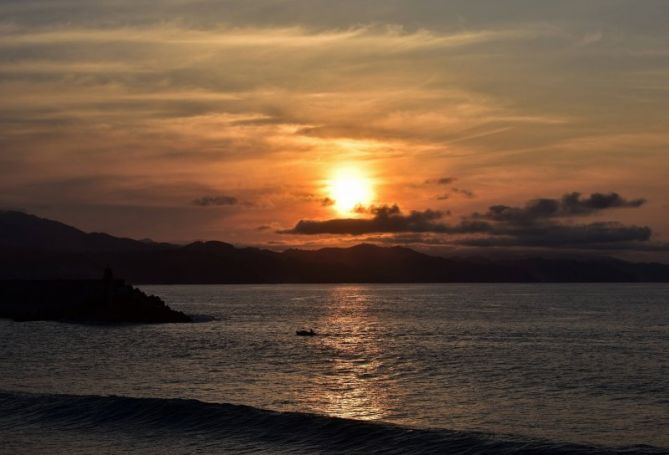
[309,286,397,421]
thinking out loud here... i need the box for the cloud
[192,195,238,207]
[462,192,651,249]
[561,192,645,213]
[452,188,475,198]
[425,176,474,200]
[280,204,476,235]
[463,222,651,247]
[321,197,335,207]
[353,204,370,214]
[425,176,456,185]
[475,192,645,224]
[281,191,660,252]
[438,187,475,200]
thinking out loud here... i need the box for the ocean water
[0,283,667,454]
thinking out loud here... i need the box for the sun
[328,167,374,215]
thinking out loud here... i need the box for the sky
[1,1,668,260]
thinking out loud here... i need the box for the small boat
[296,329,316,337]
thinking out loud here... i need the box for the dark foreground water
[0,284,667,454]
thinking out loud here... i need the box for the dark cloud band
[279,205,469,235]
[192,196,238,207]
[281,192,657,251]
[475,192,645,224]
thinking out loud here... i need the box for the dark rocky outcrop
[0,272,191,324]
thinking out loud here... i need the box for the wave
[0,390,664,455]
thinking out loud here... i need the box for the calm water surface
[1,284,667,452]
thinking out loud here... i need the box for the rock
[0,273,192,324]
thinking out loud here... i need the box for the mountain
[0,210,172,252]
[1,210,668,283]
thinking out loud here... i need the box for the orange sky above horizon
[0,1,668,259]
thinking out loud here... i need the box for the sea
[0,284,667,454]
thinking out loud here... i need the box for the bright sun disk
[328,167,374,214]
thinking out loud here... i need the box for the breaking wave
[0,390,664,454]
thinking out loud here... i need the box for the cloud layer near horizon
[281,192,661,252]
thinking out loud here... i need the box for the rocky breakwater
[0,270,191,324]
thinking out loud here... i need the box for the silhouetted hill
[1,211,668,283]
[0,210,173,252]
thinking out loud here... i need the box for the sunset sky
[1,1,668,259]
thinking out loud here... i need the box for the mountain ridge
[1,210,668,283]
